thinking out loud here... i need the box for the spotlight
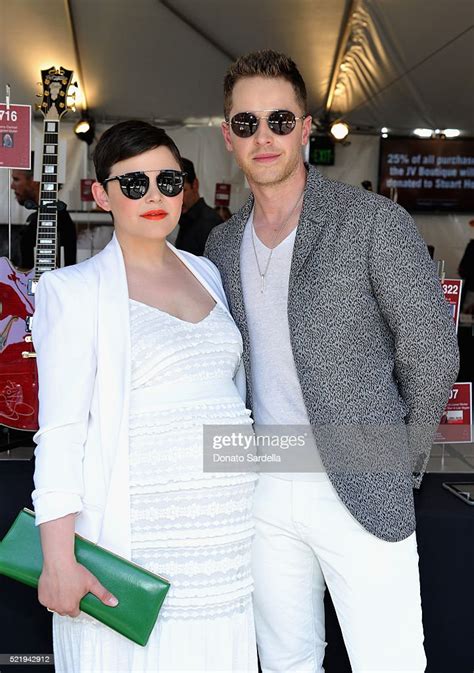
[75,119,91,134]
[381,127,388,134]
[443,129,461,138]
[74,115,95,145]
[413,128,433,138]
[330,122,349,141]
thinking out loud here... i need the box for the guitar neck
[35,118,60,281]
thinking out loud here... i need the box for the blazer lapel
[96,234,132,556]
[227,194,253,325]
[289,166,327,296]
[225,195,254,394]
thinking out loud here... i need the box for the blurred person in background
[174,158,222,255]
[215,205,232,221]
[10,166,76,269]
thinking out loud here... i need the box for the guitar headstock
[36,66,76,119]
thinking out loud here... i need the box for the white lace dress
[53,300,257,673]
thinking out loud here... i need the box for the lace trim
[162,579,254,604]
[132,494,252,521]
[160,594,252,621]
[129,403,251,424]
[132,538,250,561]
[130,522,255,547]
[145,568,252,593]
[129,474,257,495]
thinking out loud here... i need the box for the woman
[32,120,257,672]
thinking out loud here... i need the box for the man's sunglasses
[227,110,307,138]
[102,169,187,200]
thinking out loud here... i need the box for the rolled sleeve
[32,491,83,526]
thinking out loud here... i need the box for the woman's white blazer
[32,234,245,560]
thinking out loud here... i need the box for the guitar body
[0,257,38,431]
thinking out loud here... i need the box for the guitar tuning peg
[35,103,42,111]
[36,93,43,98]
[72,81,78,88]
[68,104,77,112]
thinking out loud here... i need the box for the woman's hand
[38,513,118,617]
[38,559,118,617]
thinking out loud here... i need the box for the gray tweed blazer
[205,165,459,541]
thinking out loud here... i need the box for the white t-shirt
[240,209,327,481]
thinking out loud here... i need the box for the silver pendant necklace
[251,190,304,293]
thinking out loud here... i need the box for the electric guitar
[0,66,75,431]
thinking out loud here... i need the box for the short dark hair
[181,157,197,185]
[14,167,34,179]
[223,49,307,120]
[93,120,182,185]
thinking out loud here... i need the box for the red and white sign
[0,103,31,169]
[81,178,95,202]
[441,278,462,333]
[434,382,472,444]
[215,183,231,207]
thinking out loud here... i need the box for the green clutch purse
[0,508,170,646]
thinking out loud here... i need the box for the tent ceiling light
[413,128,461,139]
[75,119,91,134]
[74,116,96,145]
[381,127,388,134]
[413,128,433,138]
[443,129,461,138]
[330,122,349,141]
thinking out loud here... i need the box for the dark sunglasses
[228,109,307,138]
[102,169,187,199]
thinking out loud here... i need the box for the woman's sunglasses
[102,169,187,200]
[228,110,307,138]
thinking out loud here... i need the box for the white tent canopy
[1,0,473,134]
[0,0,473,277]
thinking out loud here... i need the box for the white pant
[252,475,426,673]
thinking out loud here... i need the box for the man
[205,50,459,672]
[10,168,77,269]
[174,158,222,255]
